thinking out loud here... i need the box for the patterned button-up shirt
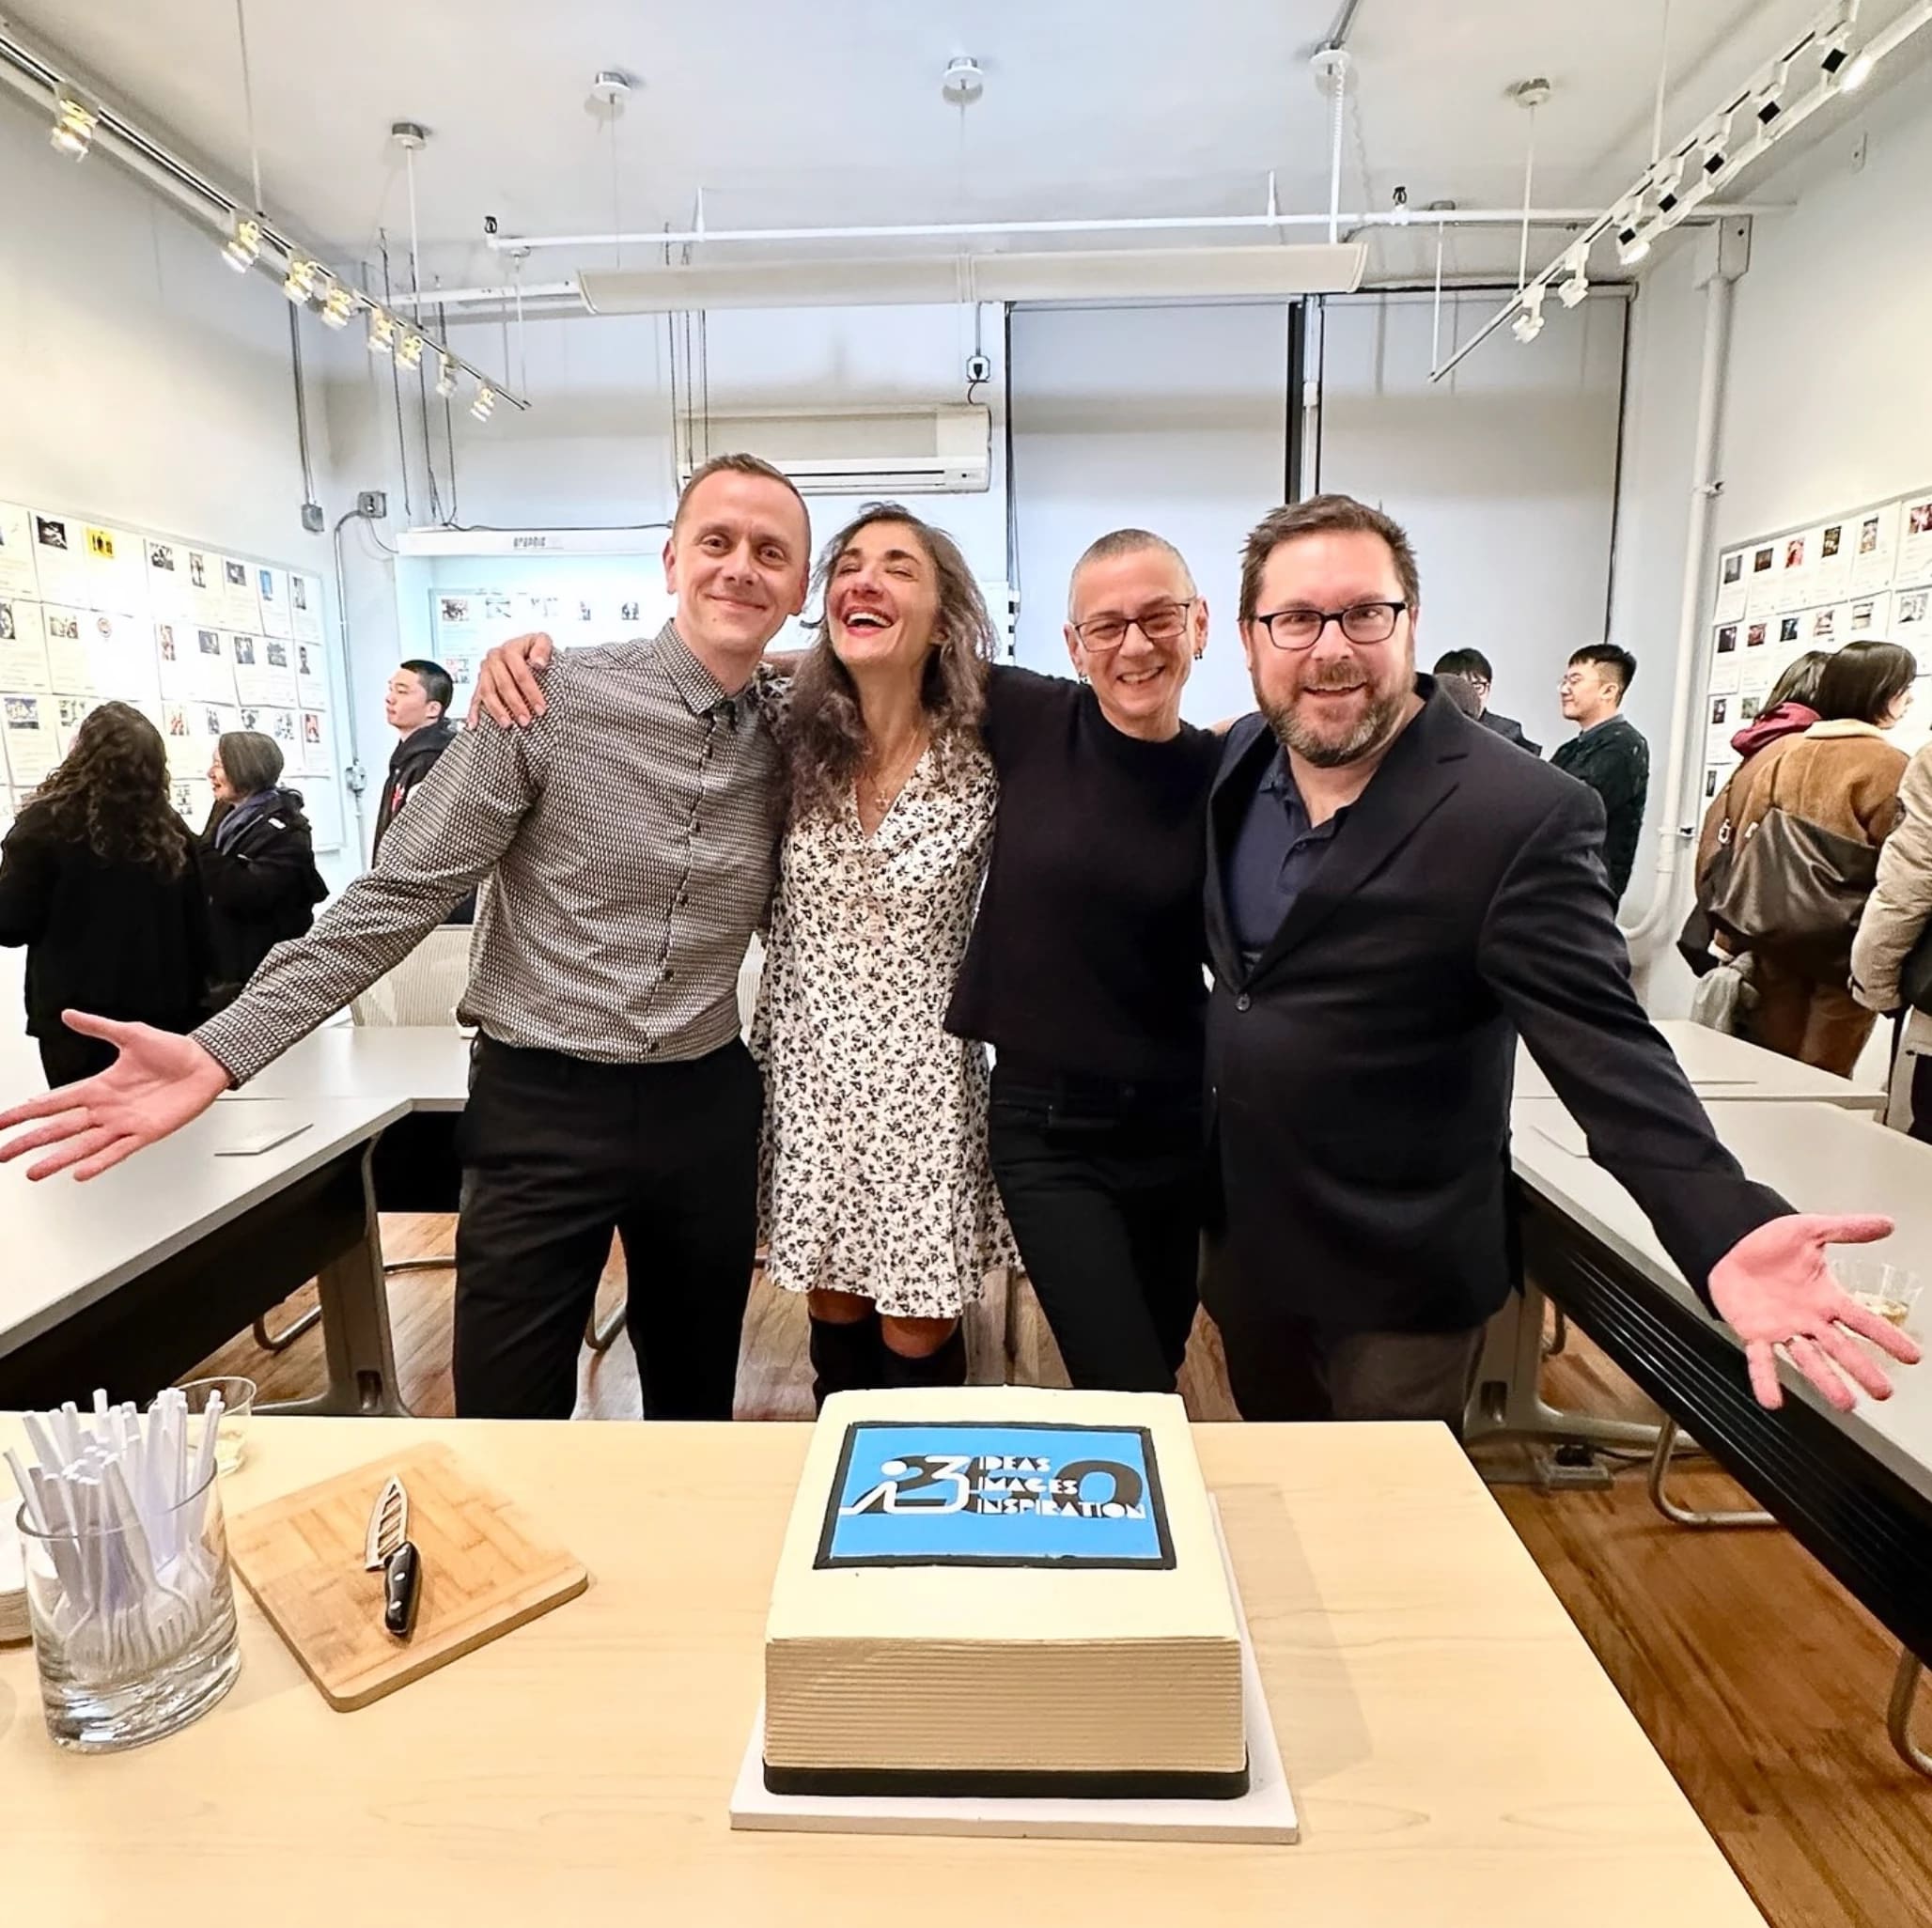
[195,624,784,1083]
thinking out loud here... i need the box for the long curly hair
[779,504,994,822]
[31,701,191,878]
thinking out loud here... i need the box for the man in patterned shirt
[0,454,813,1422]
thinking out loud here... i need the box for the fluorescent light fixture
[367,307,396,357]
[49,95,96,159]
[319,282,356,328]
[395,331,425,370]
[221,216,262,273]
[434,355,458,399]
[470,383,496,420]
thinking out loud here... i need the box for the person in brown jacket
[1696,639,1915,1075]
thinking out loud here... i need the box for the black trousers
[39,1028,120,1088]
[988,1066,1204,1393]
[452,1035,762,1421]
[1208,1306,1485,1428]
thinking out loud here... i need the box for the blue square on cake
[815,1421,1176,1569]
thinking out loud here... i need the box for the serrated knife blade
[364,1474,409,1572]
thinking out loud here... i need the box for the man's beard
[1262,665,1410,769]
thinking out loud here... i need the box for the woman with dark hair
[1728,649,1831,762]
[200,729,328,1005]
[1695,638,1916,1074]
[0,701,210,1086]
[756,505,1015,1399]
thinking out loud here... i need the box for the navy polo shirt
[1224,745,1349,972]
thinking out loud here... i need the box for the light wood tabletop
[1515,1017,1884,1110]
[0,1416,1767,1927]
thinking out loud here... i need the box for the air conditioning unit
[678,405,990,496]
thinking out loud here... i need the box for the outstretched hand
[1709,1213,1920,1412]
[0,1014,231,1180]
[469,631,555,729]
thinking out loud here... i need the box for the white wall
[1006,303,1291,726]
[1613,54,1932,1008]
[1318,289,1630,758]
[0,91,362,889]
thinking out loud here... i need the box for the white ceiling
[8,0,1921,287]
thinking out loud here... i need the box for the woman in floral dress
[756,505,1015,1401]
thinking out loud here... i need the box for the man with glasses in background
[1431,646,1540,754]
[1200,492,1914,1428]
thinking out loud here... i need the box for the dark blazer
[199,788,329,1001]
[0,800,211,1036]
[1201,681,1788,1336]
[374,721,474,924]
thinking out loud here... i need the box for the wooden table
[0,1417,1765,1927]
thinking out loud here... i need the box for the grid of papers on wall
[1704,487,1932,808]
[0,502,341,849]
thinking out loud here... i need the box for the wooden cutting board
[228,1441,588,1711]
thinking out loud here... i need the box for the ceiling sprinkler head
[942,55,984,105]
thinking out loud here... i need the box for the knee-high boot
[878,1324,968,1390]
[808,1310,884,1410]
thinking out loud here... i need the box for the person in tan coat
[1851,736,1932,1136]
[1695,639,1915,1076]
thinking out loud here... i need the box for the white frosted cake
[762,1386,1246,1798]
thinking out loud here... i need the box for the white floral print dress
[753,737,1016,1318]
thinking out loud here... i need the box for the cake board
[729,1498,1298,1845]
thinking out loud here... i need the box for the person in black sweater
[1552,644,1648,901]
[199,729,328,1005]
[0,702,211,1086]
[374,658,473,923]
[947,531,1224,1393]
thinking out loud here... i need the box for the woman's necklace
[861,728,928,811]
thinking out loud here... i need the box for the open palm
[1709,1213,1921,1412]
[0,1012,231,1180]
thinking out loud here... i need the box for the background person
[200,730,328,1007]
[1552,644,1648,900]
[1698,639,1915,1077]
[374,657,474,925]
[0,703,210,1086]
[1432,647,1538,753]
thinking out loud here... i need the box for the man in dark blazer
[1202,493,1914,1426]
[1432,647,1539,754]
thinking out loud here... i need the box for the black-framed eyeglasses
[1252,600,1408,650]
[1070,599,1197,652]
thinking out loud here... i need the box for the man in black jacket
[1432,647,1539,754]
[374,658,473,923]
[1203,493,1912,1426]
[1551,644,1649,902]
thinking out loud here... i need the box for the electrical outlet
[300,503,325,535]
[357,490,388,519]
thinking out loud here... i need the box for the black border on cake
[812,1421,1177,1571]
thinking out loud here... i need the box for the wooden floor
[192,1217,1930,1928]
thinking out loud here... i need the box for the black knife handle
[383,1540,421,1640]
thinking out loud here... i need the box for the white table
[1511,1094,1932,1775]
[1515,1018,1884,1111]
[0,1094,412,1417]
[226,1024,472,1110]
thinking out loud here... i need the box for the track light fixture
[1753,60,1792,126]
[221,216,262,273]
[470,383,497,421]
[1557,251,1590,307]
[1818,20,1854,77]
[1701,113,1735,177]
[49,94,96,159]
[434,355,458,399]
[319,281,356,328]
[1511,285,1546,344]
[366,307,397,357]
[281,257,319,303]
[396,331,426,370]
[1613,197,1651,266]
[1841,46,1877,89]
[1653,159,1687,215]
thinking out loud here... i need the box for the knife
[363,1473,421,1640]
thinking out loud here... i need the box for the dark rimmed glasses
[1070,599,1198,652]
[1251,599,1409,650]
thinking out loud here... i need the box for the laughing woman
[756,504,1016,1402]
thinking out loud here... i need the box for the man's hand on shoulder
[471,632,555,729]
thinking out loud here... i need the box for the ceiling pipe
[483,200,1787,256]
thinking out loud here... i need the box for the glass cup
[17,1465,242,1750]
[1835,1257,1925,1339]
[175,1376,257,1477]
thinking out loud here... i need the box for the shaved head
[1067,529,1196,618]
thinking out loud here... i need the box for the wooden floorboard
[189,1217,1930,1928]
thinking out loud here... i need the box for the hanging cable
[1431,219,1446,369]
[438,297,460,525]
[1651,0,1675,165]
[232,0,265,214]
[1325,54,1348,244]
[1517,97,1541,291]
[379,237,414,521]
[403,142,444,526]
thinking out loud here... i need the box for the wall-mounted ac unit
[678,404,991,496]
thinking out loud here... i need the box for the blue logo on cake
[815,1422,1175,1569]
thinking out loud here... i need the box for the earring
[1077,670,1089,684]
[1192,647,1205,661]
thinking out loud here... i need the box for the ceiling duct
[581,244,1367,314]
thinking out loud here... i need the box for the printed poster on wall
[1852,504,1900,595]
[290,572,324,645]
[39,607,91,692]
[295,641,328,709]
[1847,594,1891,639]
[296,707,333,774]
[170,777,213,831]
[85,524,148,615]
[256,566,292,640]
[190,629,230,703]
[218,558,258,631]
[2,694,61,787]
[1714,552,1747,625]
[1813,520,1851,603]
[0,502,39,599]
[1896,586,1932,645]
[146,538,190,614]
[1777,533,1815,613]
[1739,653,1777,703]
[154,619,191,698]
[1745,543,1782,617]
[1808,605,1839,646]
[185,550,226,628]
[1898,495,1932,589]
[30,512,90,605]
[0,599,51,691]
[52,694,96,756]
